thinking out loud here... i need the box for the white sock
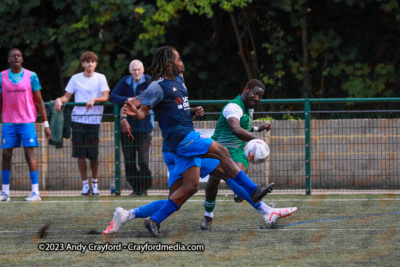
[82,180,89,187]
[92,179,98,188]
[205,211,213,218]
[32,184,39,195]
[127,209,136,221]
[2,184,10,195]
[257,201,272,215]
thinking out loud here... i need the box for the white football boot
[0,192,10,202]
[103,207,130,235]
[24,192,41,201]
[263,207,297,227]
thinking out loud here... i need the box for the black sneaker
[233,194,244,203]
[143,218,164,238]
[200,216,213,230]
[251,182,275,203]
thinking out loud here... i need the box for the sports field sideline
[0,194,399,266]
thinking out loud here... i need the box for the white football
[244,139,270,164]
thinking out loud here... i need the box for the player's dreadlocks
[148,46,176,82]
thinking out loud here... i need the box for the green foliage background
[0,0,399,105]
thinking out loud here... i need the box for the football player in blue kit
[104,46,275,237]
[104,95,274,236]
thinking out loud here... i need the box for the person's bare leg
[90,159,98,179]
[1,148,13,197]
[169,178,183,198]
[204,142,241,178]
[78,158,87,180]
[169,166,200,206]
[204,141,272,203]
[90,159,99,195]
[204,162,247,206]
[2,148,13,170]
[78,158,90,195]
[23,147,37,172]
[144,166,200,237]
[201,162,247,230]
[24,147,40,197]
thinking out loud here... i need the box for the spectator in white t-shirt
[55,51,110,196]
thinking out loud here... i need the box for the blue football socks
[226,178,261,209]
[29,171,39,185]
[1,170,11,195]
[233,171,257,196]
[132,200,168,218]
[2,170,10,185]
[150,199,180,223]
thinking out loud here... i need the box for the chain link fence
[1,99,399,196]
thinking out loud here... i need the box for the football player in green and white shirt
[201,79,297,230]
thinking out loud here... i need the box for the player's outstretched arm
[227,117,259,142]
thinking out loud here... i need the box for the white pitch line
[0,228,391,234]
[1,198,399,204]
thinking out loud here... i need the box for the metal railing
[0,98,398,196]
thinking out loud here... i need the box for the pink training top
[1,69,37,123]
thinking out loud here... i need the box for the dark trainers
[251,182,275,203]
[143,218,163,238]
[200,216,213,230]
[233,194,244,203]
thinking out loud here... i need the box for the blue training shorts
[1,123,39,149]
[174,131,213,157]
[166,131,216,187]
[163,151,220,188]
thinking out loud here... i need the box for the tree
[0,0,399,105]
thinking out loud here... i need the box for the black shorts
[71,122,100,161]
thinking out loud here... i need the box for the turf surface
[0,194,399,266]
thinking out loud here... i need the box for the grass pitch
[0,194,399,266]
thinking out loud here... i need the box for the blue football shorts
[165,131,216,186]
[1,123,39,149]
[175,131,213,157]
[163,151,220,188]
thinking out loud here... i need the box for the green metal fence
[1,98,399,196]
